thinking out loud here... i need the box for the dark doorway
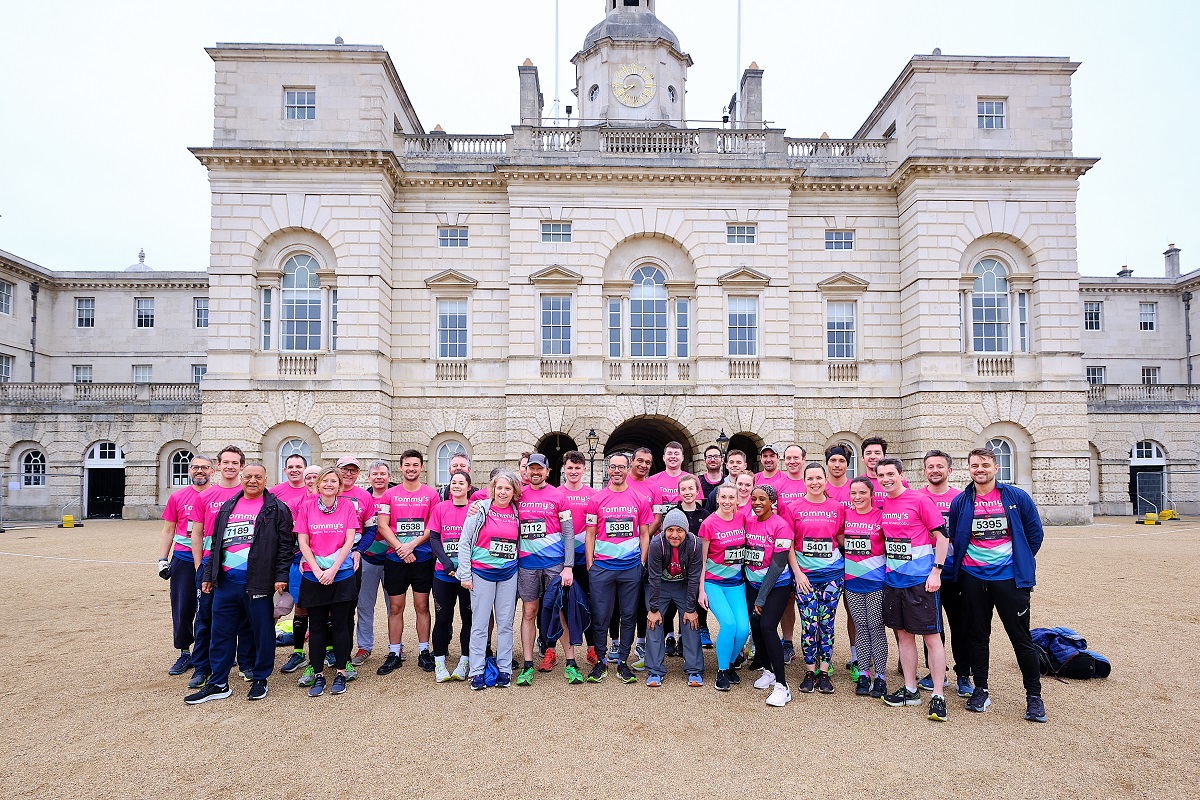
[535,432,578,486]
[604,416,695,475]
[1129,467,1165,515]
[87,468,125,518]
[727,432,763,473]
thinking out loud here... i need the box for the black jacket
[203,490,295,595]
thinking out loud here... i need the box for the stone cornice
[0,250,207,290]
[1078,282,1184,296]
[891,156,1098,191]
[191,148,406,189]
[498,168,791,185]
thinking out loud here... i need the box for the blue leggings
[706,582,750,670]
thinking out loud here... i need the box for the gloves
[158,559,172,580]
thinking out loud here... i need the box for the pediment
[816,271,870,294]
[716,266,771,288]
[529,265,584,286]
[424,269,479,294]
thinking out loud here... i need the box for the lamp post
[587,428,599,488]
[716,429,730,456]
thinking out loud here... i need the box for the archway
[1129,440,1166,515]
[535,432,578,486]
[603,416,695,476]
[84,441,125,518]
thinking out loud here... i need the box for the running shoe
[645,674,662,688]
[917,673,935,692]
[616,663,637,684]
[847,659,861,682]
[471,674,487,691]
[168,652,192,676]
[323,649,336,668]
[376,652,403,676]
[782,641,795,665]
[435,661,452,683]
[238,671,250,683]
[565,664,584,685]
[342,664,357,682]
[799,671,817,694]
[630,643,646,671]
[855,675,872,696]
[247,680,268,701]
[870,676,887,699]
[714,670,731,692]
[280,652,306,674]
[700,628,714,649]
[1024,695,1047,723]
[726,669,741,685]
[184,682,231,705]
[330,674,347,695]
[687,672,703,687]
[765,683,792,707]
[187,670,210,690]
[732,652,746,670]
[586,646,599,666]
[515,666,535,687]
[417,650,436,673]
[496,672,511,688]
[817,671,835,694]
[665,635,678,658]
[586,663,607,683]
[928,694,947,722]
[956,675,975,698]
[297,666,317,687]
[308,674,326,697]
[512,657,521,673]
[607,641,620,663]
[754,669,776,690]
[537,650,558,672]
[883,687,922,707]
[452,657,470,681]
[965,687,992,713]
[351,648,371,667]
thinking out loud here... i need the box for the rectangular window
[1086,366,1106,385]
[1017,292,1029,353]
[76,297,95,328]
[330,289,338,351]
[727,296,758,357]
[284,88,316,120]
[0,353,11,383]
[437,299,467,359]
[726,224,756,245]
[826,301,856,360]
[192,364,207,383]
[1083,301,1102,331]
[541,222,572,243]
[540,295,572,356]
[131,365,152,383]
[825,230,854,250]
[1139,302,1157,331]
[135,297,154,328]
[194,297,209,328]
[73,365,92,383]
[261,288,272,349]
[978,98,1006,129]
[607,298,622,358]
[0,280,12,315]
[438,227,469,248]
[675,299,690,358]
[1141,366,1161,385]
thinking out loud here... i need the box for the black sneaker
[168,651,192,676]
[714,669,731,691]
[928,694,948,721]
[307,674,326,697]
[616,662,636,684]
[870,676,887,699]
[184,682,230,705]
[855,675,872,696]
[965,687,992,713]
[1024,695,1047,723]
[586,663,607,683]
[376,653,403,676]
[883,686,922,707]
[817,671,834,694]
[187,670,210,690]
[732,652,746,670]
[726,668,741,685]
[280,652,306,674]
[798,671,817,693]
[247,680,268,701]
[330,674,347,695]
[417,650,435,672]
[664,636,678,658]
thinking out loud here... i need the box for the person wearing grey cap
[755,444,785,491]
[644,508,704,687]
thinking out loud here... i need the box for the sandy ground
[0,517,1196,800]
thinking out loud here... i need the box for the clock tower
[572,0,692,127]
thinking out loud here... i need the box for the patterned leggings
[796,576,843,668]
[844,589,887,678]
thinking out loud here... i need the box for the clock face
[612,63,657,108]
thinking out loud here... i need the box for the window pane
[541,295,571,356]
[0,280,12,314]
[438,299,467,358]
[1139,303,1157,331]
[608,298,622,358]
[22,450,46,487]
[135,297,154,328]
[436,441,467,486]
[825,230,854,250]
[541,222,572,243]
[279,439,311,481]
[727,296,758,357]
[827,301,856,359]
[171,450,195,487]
[630,266,667,358]
[76,297,95,328]
[972,259,1010,353]
[675,299,689,358]
[0,353,11,383]
[1086,366,1105,385]
[194,297,209,328]
[726,224,756,244]
[986,439,1014,483]
[281,255,321,351]
[438,227,469,248]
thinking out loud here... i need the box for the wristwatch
[932,563,945,571]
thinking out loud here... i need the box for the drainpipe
[28,282,39,382]
[1184,291,1193,385]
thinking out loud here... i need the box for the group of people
[159,436,1048,723]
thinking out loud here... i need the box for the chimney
[738,62,764,128]
[518,59,543,126]
[1117,265,1133,278]
[1164,243,1181,279]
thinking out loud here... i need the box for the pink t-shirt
[754,470,786,492]
[791,496,846,578]
[561,483,597,555]
[585,485,654,570]
[647,470,693,511]
[776,475,808,512]
[860,474,909,509]
[163,485,204,562]
[919,485,962,559]
[428,499,470,577]
[825,480,853,511]
[698,512,747,586]
[188,484,241,562]
[295,495,359,579]
[842,506,886,593]
[470,503,521,581]
[880,489,943,588]
[743,512,793,588]
[269,483,309,517]
[383,483,441,561]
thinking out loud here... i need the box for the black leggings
[959,572,1042,696]
[308,600,354,673]
[431,579,471,658]
[748,583,791,687]
[924,578,971,677]
[664,604,708,636]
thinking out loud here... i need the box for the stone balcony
[0,383,202,412]
[1087,384,1200,412]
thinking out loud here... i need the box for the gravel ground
[0,517,1196,799]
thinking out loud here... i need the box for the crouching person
[644,509,704,687]
[186,464,295,704]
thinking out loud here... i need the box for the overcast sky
[1,0,1195,277]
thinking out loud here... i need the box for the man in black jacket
[185,464,295,704]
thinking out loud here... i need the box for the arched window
[85,442,124,466]
[986,438,1014,483]
[22,450,46,487]
[281,254,322,351]
[629,266,668,358]
[1130,441,1165,464]
[971,259,1010,353]
[279,438,311,479]
[838,441,859,478]
[436,440,467,486]
[170,450,194,487]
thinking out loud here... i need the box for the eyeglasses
[189,466,212,471]
[608,464,629,471]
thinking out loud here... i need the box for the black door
[87,468,125,518]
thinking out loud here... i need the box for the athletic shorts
[517,566,563,603]
[882,583,942,635]
[288,561,302,605]
[383,558,435,595]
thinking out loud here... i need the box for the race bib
[885,537,913,562]
[396,519,425,540]
[519,519,547,539]
[971,515,1010,540]
[653,504,669,515]
[488,538,517,561]
[604,518,635,538]
[585,513,598,526]
[223,520,253,544]
[801,538,833,558]
[843,535,872,557]
[723,546,745,565]
[743,546,765,567]
[444,540,459,556]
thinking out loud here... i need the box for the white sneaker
[451,657,470,681]
[766,683,792,707]
[434,659,452,683]
[754,669,776,690]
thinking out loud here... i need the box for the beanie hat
[662,508,690,535]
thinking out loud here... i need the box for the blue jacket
[539,576,592,647]
[946,482,1043,589]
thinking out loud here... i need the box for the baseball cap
[527,453,549,468]
[336,456,361,469]
[273,590,295,617]
[760,443,780,455]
